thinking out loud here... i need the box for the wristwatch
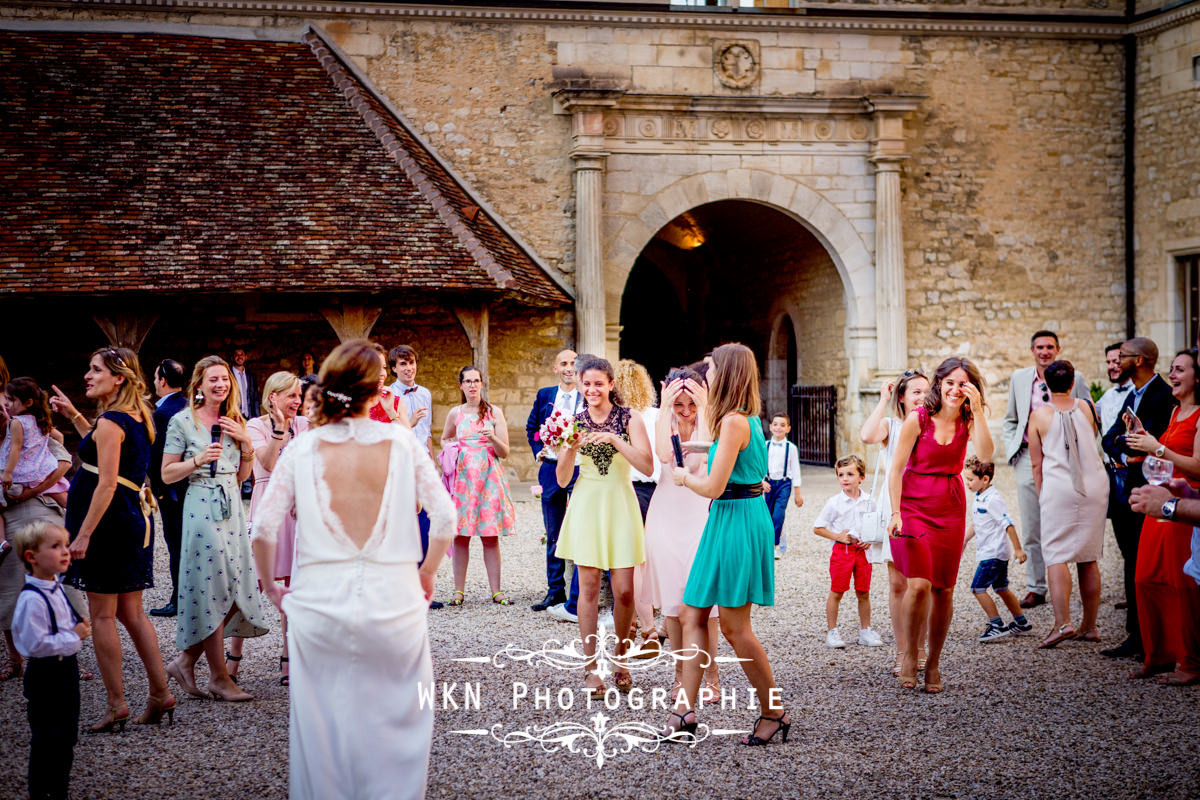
[1162,497,1179,521]
[1155,445,1166,458]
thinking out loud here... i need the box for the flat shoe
[1039,624,1077,649]
[1128,663,1174,680]
[1075,628,1101,643]
[1158,671,1200,686]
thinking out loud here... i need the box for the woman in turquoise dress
[554,357,653,698]
[160,356,268,702]
[663,343,788,747]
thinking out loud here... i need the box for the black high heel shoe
[659,710,697,743]
[740,712,790,746]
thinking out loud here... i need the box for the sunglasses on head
[901,369,926,379]
[104,347,127,369]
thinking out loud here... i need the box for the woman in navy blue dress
[52,347,174,732]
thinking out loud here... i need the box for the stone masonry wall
[1134,17,1200,354]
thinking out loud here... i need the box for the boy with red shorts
[814,455,883,648]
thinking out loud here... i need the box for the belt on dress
[718,482,765,500]
[186,475,236,522]
[905,470,961,478]
[80,462,157,547]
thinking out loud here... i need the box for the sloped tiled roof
[0,27,571,306]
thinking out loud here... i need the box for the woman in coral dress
[440,366,516,606]
[888,357,994,694]
[1125,349,1200,684]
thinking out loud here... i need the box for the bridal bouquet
[535,409,582,459]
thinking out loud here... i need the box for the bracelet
[271,428,284,436]
[192,456,200,469]
[240,452,255,462]
[271,434,284,441]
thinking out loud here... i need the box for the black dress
[66,411,154,594]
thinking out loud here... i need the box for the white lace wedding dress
[252,418,456,800]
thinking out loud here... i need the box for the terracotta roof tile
[0,29,570,306]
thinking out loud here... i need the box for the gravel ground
[1,464,1196,800]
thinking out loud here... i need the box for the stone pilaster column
[871,156,907,372]
[573,151,607,356]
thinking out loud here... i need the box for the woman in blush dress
[441,366,517,606]
[1028,359,1109,650]
[225,371,309,685]
[641,368,720,697]
[887,357,993,694]
[860,369,930,675]
[251,340,456,800]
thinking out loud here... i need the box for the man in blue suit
[526,349,581,618]
[149,359,188,617]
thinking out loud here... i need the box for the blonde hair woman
[160,356,268,703]
[49,346,174,732]
[225,371,310,686]
[614,360,661,651]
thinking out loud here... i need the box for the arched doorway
[618,199,847,424]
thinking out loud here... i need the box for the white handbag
[858,450,887,544]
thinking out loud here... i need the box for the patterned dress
[164,410,268,649]
[450,408,516,538]
[554,406,645,570]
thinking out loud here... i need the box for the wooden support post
[92,313,159,352]
[319,300,384,343]
[452,304,490,386]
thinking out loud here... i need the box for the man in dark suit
[1101,337,1177,659]
[149,359,188,617]
[526,349,581,618]
[230,348,258,498]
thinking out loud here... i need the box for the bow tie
[1115,385,1131,393]
[402,386,419,395]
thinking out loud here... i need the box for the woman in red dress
[1125,348,1200,684]
[887,358,993,693]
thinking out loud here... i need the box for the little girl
[1,378,69,512]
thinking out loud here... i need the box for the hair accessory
[324,388,351,408]
[104,346,128,369]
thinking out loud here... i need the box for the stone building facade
[3,0,1198,474]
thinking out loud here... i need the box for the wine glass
[1143,455,1174,486]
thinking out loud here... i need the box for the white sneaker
[825,629,846,649]
[547,603,578,623]
[598,610,615,631]
[774,548,782,560]
[857,628,884,647]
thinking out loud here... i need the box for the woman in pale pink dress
[226,371,309,685]
[641,369,720,697]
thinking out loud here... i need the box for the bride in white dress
[251,340,456,800]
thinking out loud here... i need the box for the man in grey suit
[1002,330,1090,608]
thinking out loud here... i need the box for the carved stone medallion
[713,40,760,90]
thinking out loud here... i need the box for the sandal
[1075,628,1102,643]
[631,631,661,659]
[447,590,465,607]
[613,671,633,694]
[224,651,242,683]
[279,656,289,687]
[659,710,697,743]
[1128,663,1174,680]
[1039,624,1077,649]
[584,671,606,699]
[491,592,512,606]
[741,711,790,746]
[893,660,903,677]
[1158,671,1200,686]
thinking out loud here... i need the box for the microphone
[210,424,222,477]
[670,434,684,468]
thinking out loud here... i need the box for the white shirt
[12,575,82,659]
[1096,379,1134,436]
[972,486,1016,561]
[232,366,251,418]
[629,407,660,484]
[389,380,433,454]
[554,387,581,416]
[813,490,874,537]
[766,438,802,483]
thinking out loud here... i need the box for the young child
[762,413,804,559]
[12,519,91,800]
[963,456,1033,642]
[813,455,883,648]
[1,378,69,509]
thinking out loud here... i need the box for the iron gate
[787,385,837,467]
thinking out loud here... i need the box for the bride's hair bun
[312,340,381,425]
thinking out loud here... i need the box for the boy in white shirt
[762,413,804,558]
[963,457,1033,642]
[813,455,882,648]
[12,519,90,800]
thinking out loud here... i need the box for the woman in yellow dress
[554,357,653,698]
